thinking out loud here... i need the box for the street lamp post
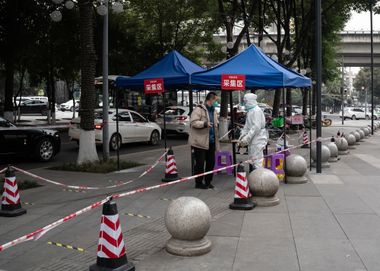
[370,0,375,134]
[101,0,110,161]
[315,0,322,173]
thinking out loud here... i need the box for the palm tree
[77,0,99,163]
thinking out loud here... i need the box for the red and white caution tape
[0,167,8,174]
[0,136,332,252]
[10,151,167,191]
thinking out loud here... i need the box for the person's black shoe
[207,184,215,189]
[195,183,208,189]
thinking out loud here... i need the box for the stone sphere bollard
[311,144,331,168]
[285,154,308,184]
[165,197,212,256]
[248,168,280,207]
[345,134,356,149]
[357,129,365,141]
[363,127,370,137]
[352,131,361,145]
[326,142,339,162]
[336,137,349,155]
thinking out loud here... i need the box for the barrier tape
[219,129,232,141]
[0,136,331,252]
[0,167,8,174]
[10,151,168,191]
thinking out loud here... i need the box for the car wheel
[109,133,121,151]
[352,115,356,120]
[150,130,160,145]
[36,138,54,161]
[365,115,370,120]
[70,106,74,112]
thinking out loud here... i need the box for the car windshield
[94,111,115,119]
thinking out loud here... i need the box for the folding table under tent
[191,44,312,178]
[115,50,205,151]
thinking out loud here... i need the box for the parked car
[373,109,380,120]
[156,106,190,135]
[69,109,162,151]
[0,117,61,161]
[18,99,49,115]
[339,107,370,120]
[60,100,79,112]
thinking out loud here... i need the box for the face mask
[213,101,219,107]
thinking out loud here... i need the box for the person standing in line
[189,92,220,189]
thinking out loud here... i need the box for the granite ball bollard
[165,197,212,256]
[336,137,349,155]
[285,154,308,184]
[358,129,365,141]
[311,144,331,168]
[248,168,280,207]
[363,127,370,137]
[345,134,356,149]
[352,131,361,145]
[326,142,339,162]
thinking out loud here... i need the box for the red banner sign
[221,74,246,90]
[144,78,164,94]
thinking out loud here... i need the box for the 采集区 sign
[221,74,246,90]
[144,78,164,94]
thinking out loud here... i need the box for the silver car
[156,106,190,135]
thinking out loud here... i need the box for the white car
[69,109,162,150]
[156,106,190,135]
[339,107,370,120]
[60,100,79,112]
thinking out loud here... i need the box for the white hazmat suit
[238,93,268,169]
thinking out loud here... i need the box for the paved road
[0,131,188,170]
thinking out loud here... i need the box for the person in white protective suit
[238,93,268,171]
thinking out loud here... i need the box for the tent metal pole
[116,88,120,171]
[189,88,194,175]
[282,88,287,183]
[309,87,312,171]
[163,92,167,150]
[230,91,237,176]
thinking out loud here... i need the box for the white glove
[238,137,248,147]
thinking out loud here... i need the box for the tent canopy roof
[115,50,204,89]
[191,45,311,89]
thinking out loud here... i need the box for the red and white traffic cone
[162,147,179,182]
[90,199,134,271]
[0,167,26,217]
[229,164,255,210]
[301,129,309,149]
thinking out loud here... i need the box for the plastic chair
[214,151,234,175]
[264,153,285,180]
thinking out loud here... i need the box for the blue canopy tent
[115,50,204,89]
[115,50,204,153]
[191,44,311,89]
[191,45,312,177]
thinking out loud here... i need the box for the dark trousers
[193,143,215,186]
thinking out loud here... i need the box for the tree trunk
[3,0,18,121]
[272,89,282,117]
[286,88,292,117]
[302,88,308,116]
[77,0,99,164]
